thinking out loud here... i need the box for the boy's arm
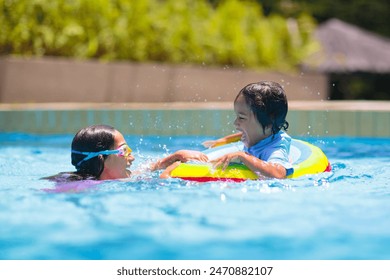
[211,151,287,179]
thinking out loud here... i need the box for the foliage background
[1,0,389,99]
[252,0,390,38]
[0,0,318,70]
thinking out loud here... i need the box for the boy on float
[205,81,294,179]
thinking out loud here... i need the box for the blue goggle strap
[72,149,119,167]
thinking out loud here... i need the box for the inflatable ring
[170,139,331,182]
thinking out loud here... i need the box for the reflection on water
[0,134,389,259]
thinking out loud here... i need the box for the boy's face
[233,94,271,147]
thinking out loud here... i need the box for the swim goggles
[72,145,132,167]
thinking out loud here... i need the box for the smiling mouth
[236,129,246,142]
[241,134,247,143]
[126,169,132,177]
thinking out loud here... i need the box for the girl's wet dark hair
[236,81,289,135]
[71,124,116,179]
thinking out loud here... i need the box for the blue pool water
[0,133,389,260]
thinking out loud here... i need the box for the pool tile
[0,104,389,137]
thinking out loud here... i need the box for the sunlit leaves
[0,0,317,69]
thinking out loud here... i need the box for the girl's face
[100,131,134,180]
[233,94,271,147]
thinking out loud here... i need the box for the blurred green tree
[252,0,390,37]
[0,0,318,70]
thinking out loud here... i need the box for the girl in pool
[206,81,293,179]
[44,124,208,182]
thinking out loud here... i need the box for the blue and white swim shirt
[244,131,294,176]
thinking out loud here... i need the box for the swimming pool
[0,133,389,260]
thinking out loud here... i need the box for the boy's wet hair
[71,124,116,179]
[236,81,289,135]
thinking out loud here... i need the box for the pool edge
[1,101,389,137]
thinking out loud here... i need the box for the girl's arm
[159,161,181,179]
[211,151,287,179]
[202,132,242,148]
[150,150,208,171]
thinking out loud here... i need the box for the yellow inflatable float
[170,139,331,182]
